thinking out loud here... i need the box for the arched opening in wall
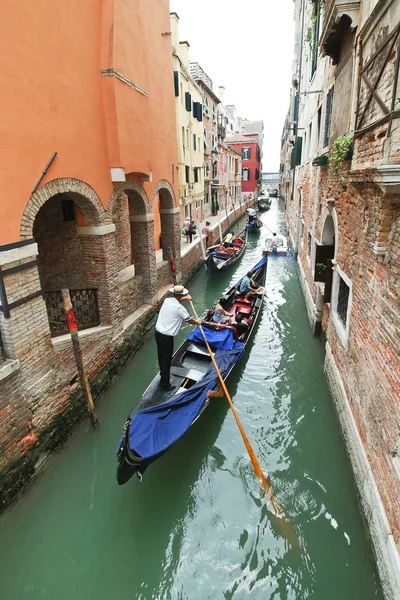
[314,213,336,302]
[33,193,101,336]
[151,184,179,290]
[111,186,155,318]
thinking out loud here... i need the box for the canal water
[0,201,382,600]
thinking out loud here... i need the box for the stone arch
[21,177,105,239]
[107,180,150,217]
[151,179,180,262]
[149,179,176,210]
[321,208,339,259]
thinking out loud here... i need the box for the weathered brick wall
[112,194,132,272]
[294,159,400,543]
[34,196,87,290]
[119,276,143,319]
[157,261,172,289]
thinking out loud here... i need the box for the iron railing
[44,288,100,337]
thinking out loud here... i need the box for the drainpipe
[291,0,306,258]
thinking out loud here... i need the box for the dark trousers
[155,331,174,386]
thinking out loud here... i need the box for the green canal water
[0,202,382,599]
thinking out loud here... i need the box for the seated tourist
[232,314,249,339]
[238,271,259,301]
[212,299,232,324]
[223,231,235,247]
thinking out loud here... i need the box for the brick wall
[34,195,87,291]
[112,194,132,272]
[119,276,143,319]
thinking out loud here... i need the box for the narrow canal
[0,201,382,599]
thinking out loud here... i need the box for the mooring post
[196,221,206,260]
[217,211,223,243]
[61,289,99,427]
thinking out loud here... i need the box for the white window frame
[331,264,352,350]
[242,168,249,181]
[242,147,250,160]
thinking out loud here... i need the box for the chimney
[218,86,225,104]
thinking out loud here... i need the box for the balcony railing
[190,62,214,90]
[217,123,226,139]
[44,288,100,337]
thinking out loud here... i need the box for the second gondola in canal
[205,226,247,272]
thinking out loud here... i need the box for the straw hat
[169,284,189,296]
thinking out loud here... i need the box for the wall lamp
[162,31,172,35]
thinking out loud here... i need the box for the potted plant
[329,135,354,175]
[315,262,327,281]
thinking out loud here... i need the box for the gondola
[257,196,272,211]
[205,226,247,272]
[116,255,268,485]
[263,234,288,256]
[247,219,263,232]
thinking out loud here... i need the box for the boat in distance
[205,226,247,272]
[116,255,268,484]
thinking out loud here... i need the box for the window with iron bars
[337,275,350,326]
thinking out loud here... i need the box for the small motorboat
[116,255,268,484]
[263,234,288,256]
[205,226,247,272]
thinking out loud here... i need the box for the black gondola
[205,226,247,272]
[116,255,268,484]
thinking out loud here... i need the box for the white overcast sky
[169,0,295,171]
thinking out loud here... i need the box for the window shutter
[197,105,203,122]
[174,71,179,97]
[248,148,251,160]
[291,137,303,169]
[62,199,75,222]
[247,168,251,180]
[185,92,192,112]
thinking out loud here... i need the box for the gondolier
[155,285,201,391]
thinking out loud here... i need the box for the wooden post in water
[196,221,206,260]
[61,289,99,427]
[217,211,223,243]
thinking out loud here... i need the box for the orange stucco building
[0,1,182,507]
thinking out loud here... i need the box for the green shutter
[174,71,179,97]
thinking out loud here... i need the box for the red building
[225,134,261,198]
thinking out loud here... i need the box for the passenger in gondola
[231,314,249,339]
[212,299,232,324]
[155,285,201,391]
[239,271,259,301]
[223,230,235,248]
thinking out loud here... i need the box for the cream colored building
[170,13,204,222]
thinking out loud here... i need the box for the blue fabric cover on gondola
[186,327,235,349]
[128,344,244,474]
[212,252,229,259]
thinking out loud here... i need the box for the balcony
[190,62,214,91]
[320,0,361,64]
[217,123,226,139]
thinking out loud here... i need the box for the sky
[169,0,295,172]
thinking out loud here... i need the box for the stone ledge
[0,359,20,382]
[51,325,113,350]
[118,264,135,284]
[77,224,116,236]
[0,243,38,266]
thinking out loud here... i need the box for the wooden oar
[189,301,297,543]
